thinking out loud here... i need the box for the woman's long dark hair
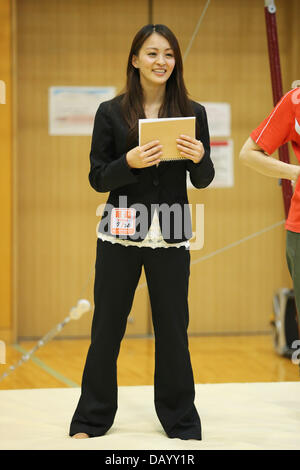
[120,24,195,147]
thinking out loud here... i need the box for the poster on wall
[201,102,231,137]
[48,86,116,135]
[187,101,233,189]
[187,140,234,189]
[208,140,234,188]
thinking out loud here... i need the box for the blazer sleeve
[186,105,215,189]
[88,102,139,193]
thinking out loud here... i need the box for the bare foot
[72,433,90,439]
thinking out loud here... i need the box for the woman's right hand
[126,141,162,168]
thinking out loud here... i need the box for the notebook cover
[139,116,196,161]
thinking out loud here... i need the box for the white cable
[183,0,211,63]
[0,299,91,382]
[136,219,286,291]
[191,219,285,266]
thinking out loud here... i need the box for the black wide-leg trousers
[69,239,201,440]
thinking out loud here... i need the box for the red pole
[264,0,293,219]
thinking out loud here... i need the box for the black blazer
[89,94,215,243]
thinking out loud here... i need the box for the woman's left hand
[176,135,205,163]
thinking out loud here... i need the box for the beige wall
[152,0,299,334]
[13,0,299,339]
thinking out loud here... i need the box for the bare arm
[239,137,300,181]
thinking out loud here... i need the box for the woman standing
[70,24,214,441]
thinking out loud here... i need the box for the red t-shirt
[250,88,300,233]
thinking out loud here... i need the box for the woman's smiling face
[132,33,176,87]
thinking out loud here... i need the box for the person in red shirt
[239,87,300,327]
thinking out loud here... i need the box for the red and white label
[111,208,136,235]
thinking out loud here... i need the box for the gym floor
[0,333,298,390]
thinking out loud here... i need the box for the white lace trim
[98,210,190,249]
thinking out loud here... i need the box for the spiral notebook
[138,116,196,161]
